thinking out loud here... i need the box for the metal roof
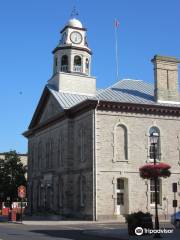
[97,79,154,104]
[47,79,180,110]
[48,85,96,109]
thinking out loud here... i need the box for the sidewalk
[22,219,121,225]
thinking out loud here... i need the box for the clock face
[70,31,82,44]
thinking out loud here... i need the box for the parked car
[171,211,180,228]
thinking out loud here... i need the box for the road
[0,222,122,240]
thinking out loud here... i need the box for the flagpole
[114,19,119,81]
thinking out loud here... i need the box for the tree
[0,151,27,202]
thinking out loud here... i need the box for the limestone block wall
[95,109,180,220]
[152,55,180,102]
[27,109,94,219]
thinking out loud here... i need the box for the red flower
[139,162,171,179]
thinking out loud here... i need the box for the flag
[115,19,120,28]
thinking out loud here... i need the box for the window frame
[113,123,128,162]
[61,55,68,72]
[74,55,82,72]
[150,178,162,206]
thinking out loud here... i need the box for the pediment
[29,87,64,129]
[38,94,63,124]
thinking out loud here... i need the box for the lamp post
[150,132,161,238]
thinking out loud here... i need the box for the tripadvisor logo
[135,227,174,235]
[135,227,143,235]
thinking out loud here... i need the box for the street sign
[18,185,26,199]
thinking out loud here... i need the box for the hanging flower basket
[139,162,171,179]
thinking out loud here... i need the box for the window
[116,179,125,207]
[37,184,41,208]
[80,175,86,207]
[74,55,82,72]
[30,144,34,171]
[150,179,161,205]
[37,142,42,169]
[114,124,128,161]
[55,57,58,66]
[61,55,68,72]
[85,58,89,74]
[46,142,50,169]
[149,127,161,160]
[50,139,54,168]
[53,56,58,74]
[58,178,63,208]
[117,178,124,190]
[80,128,85,162]
[57,135,64,167]
[117,193,124,205]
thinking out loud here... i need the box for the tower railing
[61,65,68,72]
[74,66,82,73]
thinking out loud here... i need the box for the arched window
[50,139,54,168]
[46,141,50,169]
[53,56,58,74]
[80,128,85,162]
[57,134,64,167]
[61,55,68,72]
[114,124,128,161]
[85,58,89,74]
[74,55,82,72]
[30,144,34,171]
[149,126,161,160]
[37,142,42,169]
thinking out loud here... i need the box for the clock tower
[52,18,92,76]
[48,18,96,95]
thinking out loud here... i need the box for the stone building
[23,18,180,220]
[0,153,27,167]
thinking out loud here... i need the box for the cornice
[97,100,180,116]
[52,45,92,55]
[24,99,180,138]
[60,25,87,34]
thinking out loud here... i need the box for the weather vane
[70,6,79,18]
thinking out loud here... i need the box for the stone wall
[27,109,94,219]
[95,109,180,220]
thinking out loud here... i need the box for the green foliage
[126,211,152,224]
[0,150,27,202]
[126,211,153,235]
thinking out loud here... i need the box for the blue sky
[0,0,180,153]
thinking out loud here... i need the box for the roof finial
[70,6,79,18]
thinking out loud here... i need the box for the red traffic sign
[18,185,26,199]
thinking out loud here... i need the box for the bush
[125,211,153,235]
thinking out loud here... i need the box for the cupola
[48,18,96,96]
[52,18,92,77]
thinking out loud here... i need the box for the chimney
[151,55,180,103]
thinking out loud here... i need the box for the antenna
[70,6,79,18]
